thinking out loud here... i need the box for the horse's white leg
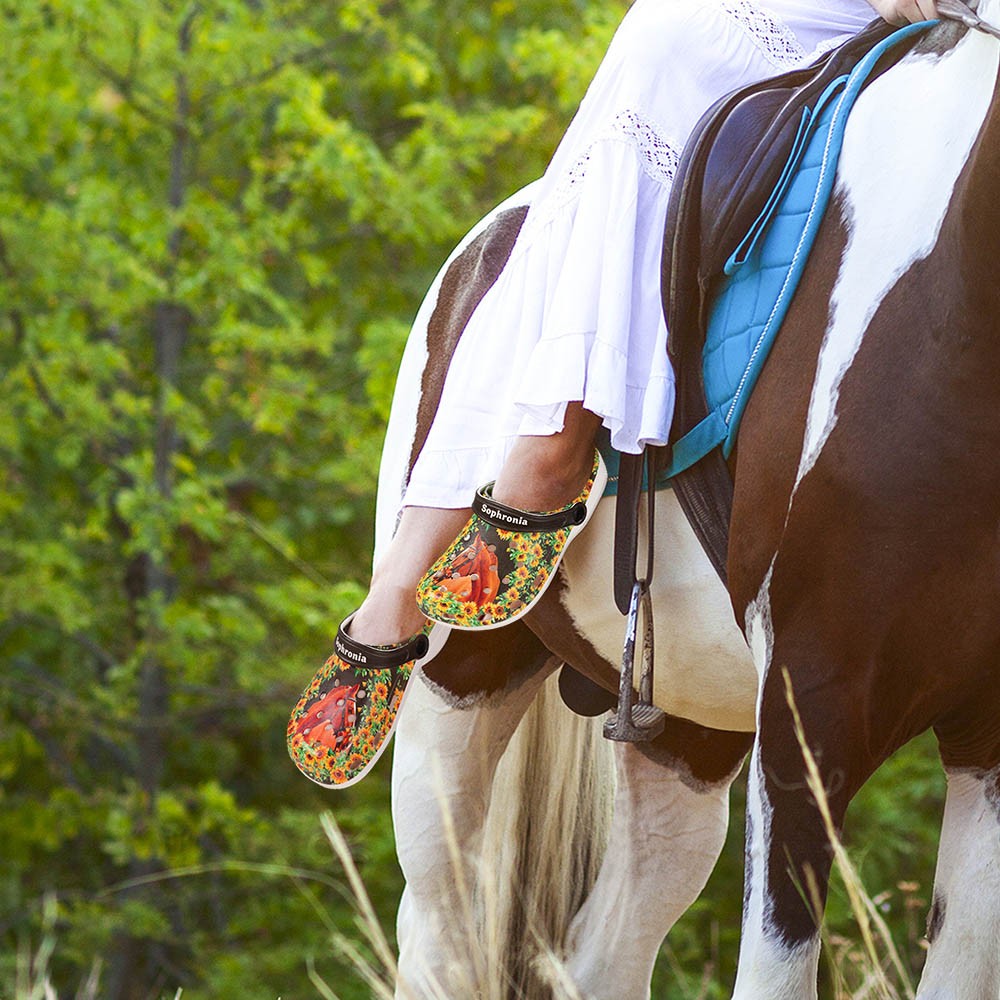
[730,737,823,1000]
[392,660,552,999]
[916,764,1000,999]
[563,729,748,1000]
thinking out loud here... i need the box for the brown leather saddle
[613,18,915,613]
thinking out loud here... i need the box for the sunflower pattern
[417,454,600,630]
[287,650,411,787]
[417,525,571,628]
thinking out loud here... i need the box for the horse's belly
[560,493,758,732]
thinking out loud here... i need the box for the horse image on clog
[417,451,607,630]
[290,682,363,753]
[429,534,501,608]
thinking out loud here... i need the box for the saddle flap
[699,87,804,279]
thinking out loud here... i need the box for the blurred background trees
[0,1,943,997]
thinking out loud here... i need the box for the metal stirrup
[604,579,665,742]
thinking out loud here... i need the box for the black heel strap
[474,486,587,533]
[335,620,429,671]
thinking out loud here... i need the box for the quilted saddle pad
[666,20,932,479]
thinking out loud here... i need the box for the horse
[376,12,1000,999]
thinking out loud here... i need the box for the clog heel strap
[286,615,447,789]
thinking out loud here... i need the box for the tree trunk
[107,12,196,999]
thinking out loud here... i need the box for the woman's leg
[286,407,601,788]
[350,403,603,645]
[350,505,472,644]
[491,403,602,513]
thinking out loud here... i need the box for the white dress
[392,0,876,512]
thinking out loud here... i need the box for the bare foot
[345,505,470,646]
[348,585,429,646]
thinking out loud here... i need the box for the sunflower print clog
[287,616,446,788]
[416,450,607,630]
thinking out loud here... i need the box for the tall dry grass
[315,811,589,1000]
[13,798,923,1000]
[315,791,924,1000]
[13,679,928,1000]
[13,904,178,1000]
[782,669,919,1000]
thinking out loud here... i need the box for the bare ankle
[349,587,426,646]
[492,449,594,512]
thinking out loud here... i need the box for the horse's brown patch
[726,87,1000,948]
[727,196,849,614]
[637,720,752,791]
[407,205,529,479]
[523,572,622,697]
[420,618,550,701]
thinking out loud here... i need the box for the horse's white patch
[734,565,824,998]
[736,569,779,986]
[738,745,775,956]
[559,494,758,732]
[735,743,822,997]
[917,765,1000,996]
[736,748,822,996]
[795,29,999,489]
[744,560,775,682]
[982,0,1000,24]
[732,922,820,1000]
[565,742,734,999]
[392,664,556,996]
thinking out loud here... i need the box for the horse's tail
[479,671,616,999]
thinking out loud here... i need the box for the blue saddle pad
[665,21,931,480]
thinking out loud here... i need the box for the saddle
[613,19,921,612]
[603,19,929,739]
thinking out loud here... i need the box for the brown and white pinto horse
[379,14,1000,1000]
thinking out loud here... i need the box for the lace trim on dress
[608,110,682,187]
[718,0,809,68]
[521,110,681,238]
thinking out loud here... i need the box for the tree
[2,4,944,997]
[0,1,623,995]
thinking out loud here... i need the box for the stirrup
[604,580,665,743]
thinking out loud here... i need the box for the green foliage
[0,0,622,995]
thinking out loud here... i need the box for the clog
[416,451,607,630]
[287,615,448,788]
